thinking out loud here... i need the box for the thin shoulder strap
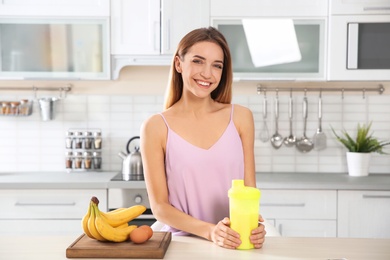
[159,113,170,129]
[230,104,234,121]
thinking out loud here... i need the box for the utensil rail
[257,84,385,96]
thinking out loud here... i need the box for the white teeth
[197,81,210,86]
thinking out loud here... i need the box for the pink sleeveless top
[159,105,244,235]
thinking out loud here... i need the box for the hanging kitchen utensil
[313,90,327,151]
[296,93,314,153]
[284,90,296,147]
[270,91,283,149]
[259,92,269,142]
[38,97,59,121]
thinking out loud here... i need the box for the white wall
[0,66,389,174]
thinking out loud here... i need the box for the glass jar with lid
[83,151,92,169]
[19,99,30,115]
[74,132,83,149]
[65,151,73,169]
[74,151,83,169]
[10,102,20,115]
[65,131,74,149]
[1,102,11,115]
[84,131,93,149]
[92,151,102,169]
[93,131,102,149]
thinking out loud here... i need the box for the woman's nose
[200,65,212,78]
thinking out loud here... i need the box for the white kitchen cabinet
[0,0,109,17]
[161,0,210,54]
[110,0,210,79]
[211,0,328,17]
[110,0,160,56]
[0,189,107,235]
[260,190,337,237]
[330,0,390,15]
[338,190,390,239]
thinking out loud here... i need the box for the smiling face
[174,41,224,100]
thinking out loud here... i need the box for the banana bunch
[82,196,146,242]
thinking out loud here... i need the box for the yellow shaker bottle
[228,179,261,250]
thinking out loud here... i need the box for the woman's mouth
[196,80,211,88]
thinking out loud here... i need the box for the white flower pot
[346,152,371,177]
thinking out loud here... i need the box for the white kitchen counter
[0,171,389,190]
[1,234,389,260]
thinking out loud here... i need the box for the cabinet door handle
[262,203,305,207]
[15,202,76,206]
[362,195,390,199]
[363,7,390,11]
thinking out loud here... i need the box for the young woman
[140,27,266,249]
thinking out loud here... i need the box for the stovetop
[110,172,144,181]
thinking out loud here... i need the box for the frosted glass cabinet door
[338,190,390,238]
[0,18,110,80]
[214,19,326,80]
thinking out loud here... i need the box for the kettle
[118,136,143,181]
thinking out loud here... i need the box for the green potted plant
[332,122,390,176]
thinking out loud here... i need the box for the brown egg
[139,225,153,239]
[129,227,149,244]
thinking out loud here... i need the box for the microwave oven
[328,15,390,81]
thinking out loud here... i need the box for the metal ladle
[284,91,296,147]
[270,92,283,149]
[296,94,314,153]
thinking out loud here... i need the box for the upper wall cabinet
[330,0,390,15]
[0,0,109,17]
[210,0,328,17]
[211,0,328,81]
[110,0,210,79]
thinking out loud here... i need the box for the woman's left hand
[250,215,266,249]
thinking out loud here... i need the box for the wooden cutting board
[66,232,171,259]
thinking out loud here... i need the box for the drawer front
[0,219,82,235]
[275,220,337,238]
[0,189,107,219]
[260,190,337,219]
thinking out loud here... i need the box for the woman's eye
[192,59,203,64]
[214,64,223,70]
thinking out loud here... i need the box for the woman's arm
[233,105,256,187]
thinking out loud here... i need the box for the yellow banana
[81,201,94,239]
[87,202,107,241]
[99,205,146,227]
[93,204,137,242]
[107,208,126,214]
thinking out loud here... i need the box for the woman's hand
[250,215,266,249]
[210,217,241,249]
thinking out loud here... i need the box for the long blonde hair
[164,27,233,110]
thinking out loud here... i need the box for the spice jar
[74,132,83,149]
[93,131,102,149]
[65,131,74,149]
[84,131,93,149]
[19,99,30,115]
[65,151,73,169]
[1,102,11,115]
[74,151,83,169]
[83,151,92,169]
[10,102,20,115]
[93,151,102,169]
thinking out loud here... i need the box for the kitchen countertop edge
[0,172,389,190]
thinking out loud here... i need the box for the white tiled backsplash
[0,93,389,174]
